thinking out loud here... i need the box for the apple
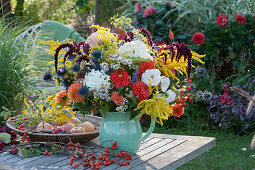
[70,127,85,134]
[50,126,65,133]
[61,123,75,133]
[36,122,53,131]
[80,121,95,132]
[70,118,81,127]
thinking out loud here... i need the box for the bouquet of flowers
[44,15,205,126]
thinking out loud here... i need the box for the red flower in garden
[111,91,124,105]
[143,6,157,18]
[110,70,131,88]
[216,14,228,26]
[171,104,184,117]
[138,60,155,77]
[192,32,205,45]
[220,93,232,105]
[135,2,141,14]
[154,40,166,46]
[131,81,150,102]
[235,13,246,24]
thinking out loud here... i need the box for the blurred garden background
[0,0,255,169]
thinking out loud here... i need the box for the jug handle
[142,116,155,142]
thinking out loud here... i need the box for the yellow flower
[134,90,172,126]
[154,47,205,80]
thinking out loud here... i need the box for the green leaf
[18,149,28,158]
[100,104,109,117]
[0,111,10,120]
[26,150,33,157]
[0,133,11,144]
[216,61,224,67]
[32,149,41,157]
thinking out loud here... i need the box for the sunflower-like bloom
[134,94,172,126]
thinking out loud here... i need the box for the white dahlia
[141,69,162,86]
[160,76,170,92]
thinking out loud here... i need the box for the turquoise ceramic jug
[99,112,155,153]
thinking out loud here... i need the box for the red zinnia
[192,32,205,45]
[110,70,131,88]
[171,104,184,117]
[138,60,155,77]
[143,6,157,18]
[235,13,246,24]
[216,14,228,26]
[131,81,150,102]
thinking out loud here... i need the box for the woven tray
[6,114,102,143]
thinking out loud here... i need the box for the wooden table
[0,133,215,170]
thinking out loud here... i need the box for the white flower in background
[118,40,153,60]
[84,70,110,99]
[160,76,170,92]
[142,69,161,86]
[165,89,176,103]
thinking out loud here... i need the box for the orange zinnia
[67,82,85,102]
[111,91,124,105]
[171,104,184,117]
[55,90,72,105]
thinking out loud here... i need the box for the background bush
[0,19,31,118]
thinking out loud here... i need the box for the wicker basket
[6,114,102,143]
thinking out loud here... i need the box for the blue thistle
[196,66,206,77]
[93,64,101,71]
[43,72,52,81]
[78,86,89,97]
[71,64,80,72]
[56,68,67,77]
[91,50,102,63]
[62,78,71,88]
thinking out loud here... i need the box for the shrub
[0,19,30,117]
[120,0,255,43]
[209,81,255,134]
[193,13,255,85]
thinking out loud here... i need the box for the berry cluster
[44,150,50,156]
[21,130,30,142]
[67,141,132,169]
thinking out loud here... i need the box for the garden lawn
[150,127,255,169]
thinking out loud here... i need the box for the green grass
[150,127,255,169]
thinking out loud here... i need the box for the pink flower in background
[216,14,228,27]
[235,13,246,24]
[143,6,157,18]
[135,2,141,14]
[134,17,139,24]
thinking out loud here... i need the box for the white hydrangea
[165,89,176,103]
[84,70,110,99]
[160,76,170,92]
[118,40,153,60]
[142,69,162,86]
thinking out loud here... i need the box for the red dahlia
[235,13,246,24]
[216,14,228,26]
[192,32,205,45]
[131,81,150,102]
[110,70,131,88]
[138,60,155,77]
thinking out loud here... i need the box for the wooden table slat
[0,133,216,170]
[121,139,187,170]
